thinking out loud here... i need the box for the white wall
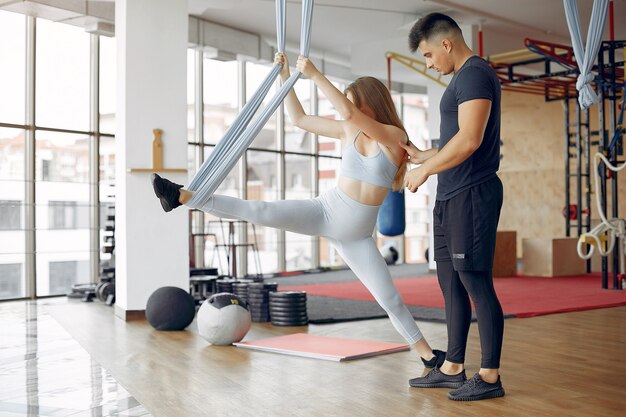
[115,0,189,313]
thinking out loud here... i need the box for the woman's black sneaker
[421,349,446,368]
[409,366,466,389]
[447,373,505,401]
[151,173,183,212]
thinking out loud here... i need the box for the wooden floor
[30,298,626,417]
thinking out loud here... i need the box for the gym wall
[497,90,626,258]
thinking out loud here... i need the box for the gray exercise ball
[146,286,196,331]
[197,293,251,345]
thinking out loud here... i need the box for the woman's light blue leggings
[188,187,423,344]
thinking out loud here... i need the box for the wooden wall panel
[497,91,625,258]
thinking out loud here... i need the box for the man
[400,13,505,401]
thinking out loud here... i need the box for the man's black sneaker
[447,373,505,401]
[409,366,466,389]
[151,173,183,212]
[421,349,446,368]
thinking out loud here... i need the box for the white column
[115,0,189,317]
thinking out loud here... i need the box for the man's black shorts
[433,176,503,271]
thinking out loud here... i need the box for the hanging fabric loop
[563,0,609,109]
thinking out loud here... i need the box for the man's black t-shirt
[437,55,501,201]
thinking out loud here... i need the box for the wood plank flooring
[33,299,626,417]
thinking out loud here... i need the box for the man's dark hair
[408,13,462,53]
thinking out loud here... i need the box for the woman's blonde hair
[344,76,408,192]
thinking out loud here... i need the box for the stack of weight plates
[269,291,308,326]
[247,282,278,322]
[232,279,254,304]
[216,279,236,293]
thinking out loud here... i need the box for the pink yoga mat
[234,333,409,361]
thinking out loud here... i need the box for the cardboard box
[522,237,586,277]
[493,231,517,277]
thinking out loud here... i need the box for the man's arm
[404,98,491,192]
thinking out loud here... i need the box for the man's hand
[398,140,424,163]
[404,166,429,193]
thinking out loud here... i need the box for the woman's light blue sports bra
[340,130,399,189]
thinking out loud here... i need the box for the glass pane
[284,77,313,153]
[318,156,344,267]
[203,59,238,145]
[36,19,90,131]
[0,127,26,299]
[285,155,313,271]
[402,94,430,263]
[0,11,26,125]
[317,81,344,157]
[246,61,277,150]
[0,259,25,299]
[36,130,90,183]
[187,144,198,180]
[246,150,279,274]
[36,129,91,295]
[99,35,116,135]
[0,127,25,182]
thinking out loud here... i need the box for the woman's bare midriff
[338,176,390,206]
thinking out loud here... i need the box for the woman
[151,53,445,368]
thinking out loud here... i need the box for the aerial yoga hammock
[185,0,312,207]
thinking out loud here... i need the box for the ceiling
[189,0,626,63]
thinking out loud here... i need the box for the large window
[0,11,103,300]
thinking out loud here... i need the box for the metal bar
[609,0,614,41]
[585,108,592,273]
[524,38,576,69]
[385,52,448,87]
[238,60,248,277]
[193,49,205,269]
[89,34,100,285]
[277,78,286,273]
[310,79,320,268]
[598,48,608,289]
[576,103,582,237]
[564,97,571,237]
[25,16,36,299]
[608,42,620,289]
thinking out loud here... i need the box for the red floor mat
[282,273,626,318]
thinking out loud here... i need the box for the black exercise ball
[146,286,196,331]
